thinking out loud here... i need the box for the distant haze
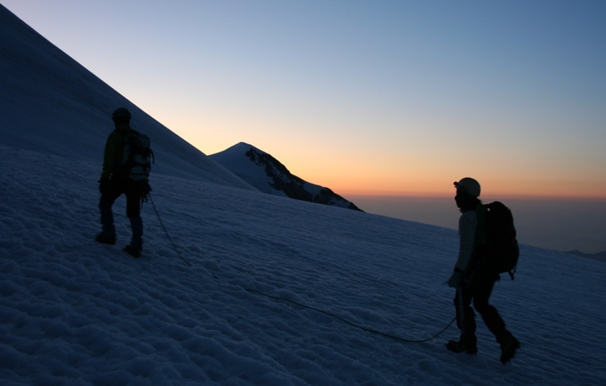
[350,195,606,255]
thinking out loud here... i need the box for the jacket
[454,209,478,273]
[101,123,134,180]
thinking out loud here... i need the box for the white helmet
[454,177,481,198]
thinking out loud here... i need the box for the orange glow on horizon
[159,115,606,204]
[325,180,606,201]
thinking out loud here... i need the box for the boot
[446,340,478,355]
[123,244,142,258]
[123,215,143,257]
[500,335,520,364]
[95,232,116,245]
[98,198,117,245]
[129,215,143,251]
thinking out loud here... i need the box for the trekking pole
[148,193,192,267]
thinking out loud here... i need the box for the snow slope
[1,145,606,385]
[0,4,253,190]
[1,4,606,385]
[210,142,361,210]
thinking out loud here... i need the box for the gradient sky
[4,1,606,198]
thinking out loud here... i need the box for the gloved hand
[98,178,109,194]
[447,269,463,288]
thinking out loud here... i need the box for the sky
[3,0,606,198]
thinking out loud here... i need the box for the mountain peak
[226,142,265,154]
[211,143,362,211]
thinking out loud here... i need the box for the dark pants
[99,178,145,247]
[454,271,511,346]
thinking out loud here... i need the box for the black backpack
[477,201,520,279]
[124,130,154,181]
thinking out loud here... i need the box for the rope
[148,193,192,267]
[244,287,456,343]
[145,194,455,343]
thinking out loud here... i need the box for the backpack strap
[475,204,487,247]
[115,128,140,177]
[468,204,489,275]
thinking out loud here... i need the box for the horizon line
[343,193,606,202]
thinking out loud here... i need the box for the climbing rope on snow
[146,193,455,342]
[149,193,192,267]
[244,287,456,343]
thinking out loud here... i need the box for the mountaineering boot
[129,215,143,247]
[123,244,142,258]
[95,232,116,245]
[446,340,478,355]
[500,335,520,364]
[99,199,116,238]
[125,215,143,258]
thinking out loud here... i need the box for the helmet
[112,107,131,120]
[454,177,481,198]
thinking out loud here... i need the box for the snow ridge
[0,4,254,190]
[211,142,362,211]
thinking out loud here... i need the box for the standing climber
[95,107,150,257]
[446,177,520,363]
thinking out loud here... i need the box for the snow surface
[1,4,606,385]
[210,143,284,197]
[210,143,359,211]
[2,145,606,385]
[0,5,253,191]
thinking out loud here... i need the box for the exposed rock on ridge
[211,142,363,211]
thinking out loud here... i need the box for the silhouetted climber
[95,107,152,257]
[446,177,520,363]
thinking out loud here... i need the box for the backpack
[477,201,520,280]
[123,130,154,181]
